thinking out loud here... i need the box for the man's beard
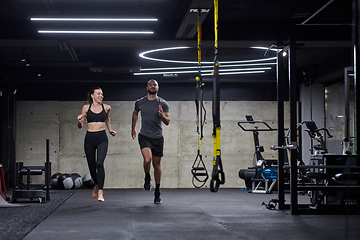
[148,89,158,95]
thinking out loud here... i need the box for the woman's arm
[77,105,88,129]
[105,104,116,136]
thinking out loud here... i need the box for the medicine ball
[58,173,74,190]
[51,172,62,189]
[71,173,83,189]
[83,172,95,189]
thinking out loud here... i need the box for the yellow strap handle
[214,0,218,48]
[197,12,202,66]
[213,0,220,159]
[213,127,221,158]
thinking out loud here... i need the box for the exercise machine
[301,120,333,155]
[12,139,51,203]
[238,115,278,193]
[299,121,360,209]
[273,119,360,212]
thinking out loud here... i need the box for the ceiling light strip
[219,57,276,64]
[201,71,265,76]
[219,62,276,67]
[135,70,201,75]
[140,66,213,71]
[140,63,276,72]
[31,18,158,21]
[219,67,271,72]
[134,67,271,76]
[251,46,279,52]
[38,30,154,34]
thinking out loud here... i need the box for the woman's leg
[96,138,108,190]
[84,132,99,198]
[96,135,108,202]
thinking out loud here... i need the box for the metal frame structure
[276,0,359,214]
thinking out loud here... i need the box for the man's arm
[131,109,139,139]
[161,112,170,126]
[158,105,170,126]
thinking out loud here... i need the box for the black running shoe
[144,175,151,191]
[154,191,161,204]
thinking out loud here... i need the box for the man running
[131,79,170,204]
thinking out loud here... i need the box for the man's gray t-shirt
[135,96,169,139]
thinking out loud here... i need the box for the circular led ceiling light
[137,46,277,76]
[139,46,277,64]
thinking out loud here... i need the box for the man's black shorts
[138,133,164,157]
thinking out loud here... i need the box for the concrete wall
[16,101,287,189]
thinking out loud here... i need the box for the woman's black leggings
[84,130,108,190]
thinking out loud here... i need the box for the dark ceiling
[0,0,354,87]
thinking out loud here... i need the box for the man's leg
[141,147,152,191]
[152,156,162,185]
[152,156,162,203]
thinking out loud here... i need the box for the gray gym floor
[22,188,360,240]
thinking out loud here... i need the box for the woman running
[77,87,116,202]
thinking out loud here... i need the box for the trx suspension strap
[191,9,208,188]
[210,0,225,192]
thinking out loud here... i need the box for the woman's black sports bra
[87,104,106,123]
